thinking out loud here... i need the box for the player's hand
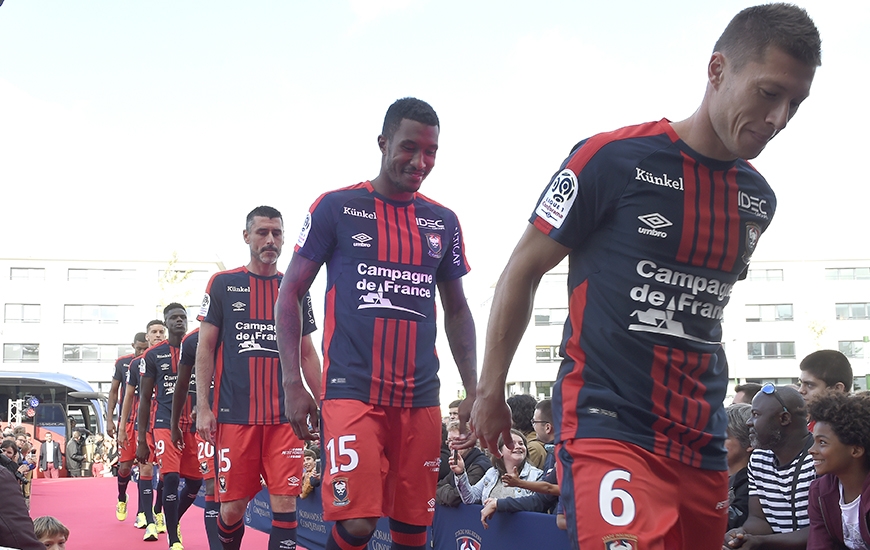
[171,426,184,450]
[117,428,128,449]
[196,406,217,445]
[723,528,747,548]
[106,419,116,439]
[501,466,520,487]
[284,384,319,441]
[448,449,465,475]
[480,498,498,529]
[450,394,478,450]
[135,439,149,465]
[470,392,513,457]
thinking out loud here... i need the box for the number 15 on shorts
[326,435,358,474]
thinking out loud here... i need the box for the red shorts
[153,429,202,479]
[195,434,215,480]
[320,399,441,525]
[214,423,303,502]
[119,423,155,464]
[556,438,728,550]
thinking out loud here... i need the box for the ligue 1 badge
[426,232,443,258]
[332,477,349,506]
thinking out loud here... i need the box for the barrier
[192,484,572,550]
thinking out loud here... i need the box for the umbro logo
[637,213,672,239]
[232,301,246,312]
[352,233,372,248]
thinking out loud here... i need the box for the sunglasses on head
[761,383,789,413]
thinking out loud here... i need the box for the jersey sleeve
[529,141,630,249]
[180,332,197,366]
[199,272,225,327]
[142,351,156,380]
[112,357,126,382]
[301,291,317,337]
[294,193,338,264]
[127,358,142,388]
[436,211,470,282]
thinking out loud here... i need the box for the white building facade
[0,256,223,391]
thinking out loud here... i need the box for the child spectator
[806,393,870,549]
[436,420,492,507]
[33,516,69,550]
[300,448,320,498]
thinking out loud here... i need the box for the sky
[1,0,867,400]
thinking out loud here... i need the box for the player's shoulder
[182,328,200,345]
[567,119,675,171]
[414,192,460,217]
[144,340,170,358]
[209,266,248,284]
[115,353,134,365]
[311,181,372,209]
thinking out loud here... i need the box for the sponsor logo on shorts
[455,529,482,550]
[332,477,349,506]
[352,233,373,248]
[535,169,577,229]
[232,301,246,312]
[288,476,300,487]
[602,534,637,550]
[637,212,672,238]
[427,498,436,512]
[218,474,227,493]
[425,232,442,258]
[424,459,440,473]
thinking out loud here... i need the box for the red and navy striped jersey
[532,119,775,471]
[198,268,317,425]
[177,329,200,434]
[295,181,470,408]
[125,355,148,428]
[141,340,184,431]
[112,353,135,424]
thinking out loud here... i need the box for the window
[67,268,136,281]
[63,304,132,324]
[748,269,784,282]
[62,344,129,362]
[153,305,200,320]
[826,268,870,281]
[10,267,45,281]
[747,342,796,360]
[839,341,866,359]
[4,304,41,323]
[745,304,793,322]
[533,308,568,326]
[836,303,870,320]
[536,345,561,362]
[3,344,39,362]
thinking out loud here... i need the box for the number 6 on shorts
[599,469,635,526]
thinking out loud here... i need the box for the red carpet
[30,476,271,549]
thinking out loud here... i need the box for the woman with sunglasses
[807,392,870,549]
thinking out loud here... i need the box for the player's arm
[171,360,192,449]
[472,224,570,455]
[276,252,322,441]
[106,377,121,438]
[117,382,136,448]
[300,333,322,404]
[195,321,219,445]
[436,276,477,445]
[136,372,155,464]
